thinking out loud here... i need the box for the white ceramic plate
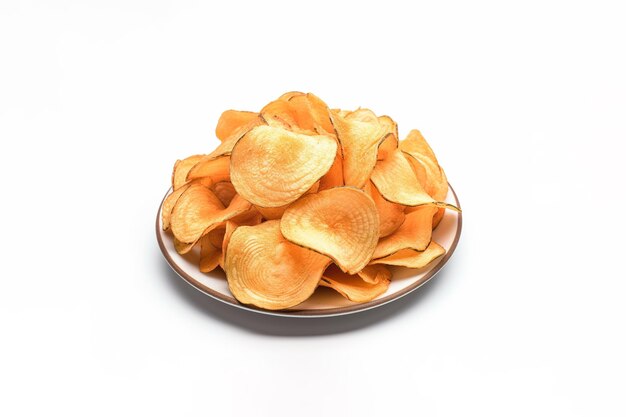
[157,185,462,318]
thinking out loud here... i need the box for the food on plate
[162,92,459,310]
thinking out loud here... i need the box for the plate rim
[156,184,462,318]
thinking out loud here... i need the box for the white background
[1,1,625,416]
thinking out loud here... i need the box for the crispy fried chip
[170,184,251,244]
[219,209,263,268]
[401,130,448,201]
[370,241,445,268]
[320,265,390,303]
[254,182,320,220]
[172,154,205,190]
[372,205,437,259]
[330,109,388,188]
[212,181,236,207]
[225,221,331,310]
[230,125,336,207]
[364,181,405,237]
[208,117,265,160]
[199,234,221,272]
[280,187,379,274]
[215,110,260,141]
[162,177,213,231]
[357,264,392,284]
[186,155,231,183]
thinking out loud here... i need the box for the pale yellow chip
[230,125,336,207]
[370,241,445,268]
[320,265,390,303]
[280,187,379,274]
[372,205,437,259]
[225,221,331,310]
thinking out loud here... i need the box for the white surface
[1,1,625,416]
[158,188,460,315]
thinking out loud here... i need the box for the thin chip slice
[370,241,446,268]
[170,184,251,244]
[280,187,379,274]
[215,110,259,141]
[162,177,213,231]
[230,125,336,207]
[208,117,265,160]
[318,149,344,191]
[186,155,231,183]
[225,221,331,310]
[401,130,448,201]
[174,237,195,255]
[288,93,334,134]
[357,264,392,285]
[371,149,458,211]
[199,234,221,272]
[330,110,388,188]
[320,265,390,303]
[254,182,319,220]
[259,99,300,130]
[212,182,236,207]
[172,154,205,190]
[377,132,398,160]
[372,205,437,259]
[364,181,405,237]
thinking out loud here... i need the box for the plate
[157,185,462,318]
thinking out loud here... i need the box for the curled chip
[372,205,437,259]
[320,265,390,303]
[212,181,237,207]
[170,184,251,244]
[215,110,260,141]
[230,125,337,207]
[225,221,331,310]
[199,234,221,272]
[371,241,446,268]
[330,109,388,188]
[357,264,392,284]
[280,187,379,274]
[364,181,405,237]
[172,154,205,190]
[186,155,231,183]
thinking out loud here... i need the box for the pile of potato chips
[162,92,459,310]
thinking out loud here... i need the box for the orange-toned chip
[170,184,251,244]
[280,187,379,274]
[364,181,405,237]
[372,205,437,259]
[199,234,221,272]
[254,182,320,220]
[259,99,300,130]
[186,155,231,183]
[215,110,260,141]
[370,241,445,268]
[212,182,236,207]
[230,125,336,207]
[330,109,388,188]
[172,154,205,190]
[208,117,265,160]
[320,264,390,303]
[224,221,331,310]
[174,237,195,255]
[357,264,392,285]
[162,177,213,231]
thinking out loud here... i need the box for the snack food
[163,92,460,310]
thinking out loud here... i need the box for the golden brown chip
[364,181,405,237]
[199,234,221,272]
[208,117,265,160]
[330,109,388,188]
[372,205,437,259]
[377,133,399,160]
[320,265,390,303]
[401,130,448,201]
[170,184,251,244]
[259,99,300,130]
[162,177,213,231]
[225,221,331,310]
[174,237,195,255]
[370,241,445,268]
[230,125,336,207]
[186,155,231,183]
[172,154,205,191]
[280,187,379,274]
[254,182,319,220]
[212,182,236,207]
[371,149,458,211]
[357,264,392,285]
[215,110,259,141]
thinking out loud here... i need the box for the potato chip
[212,181,236,207]
[330,109,388,188]
[186,155,231,183]
[172,154,205,190]
[215,110,259,141]
[318,149,344,191]
[219,209,264,268]
[400,130,448,201]
[364,181,405,237]
[170,184,251,244]
[371,241,445,268]
[259,99,300,130]
[280,187,379,274]
[230,125,337,207]
[320,265,390,303]
[254,182,320,220]
[357,264,392,285]
[199,234,221,272]
[162,177,213,231]
[225,221,331,310]
[208,117,265,160]
[372,205,437,259]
